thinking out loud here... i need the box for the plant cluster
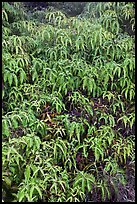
[2,2,135,202]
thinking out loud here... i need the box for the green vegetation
[2,2,135,202]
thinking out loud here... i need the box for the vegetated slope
[2,2,135,202]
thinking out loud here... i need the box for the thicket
[2,2,135,202]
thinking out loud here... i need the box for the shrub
[2,2,135,202]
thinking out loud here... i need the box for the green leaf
[34,137,41,150]
[106,185,110,199]
[18,189,25,202]
[69,122,75,140]
[12,118,18,129]
[29,186,35,200]
[32,71,37,82]
[2,119,10,136]
[87,179,92,192]
[4,177,11,187]
[82,178,85,192]
[57,143,66,160]
[73,177,82,188]
[2,9,8,21]
[25,165,30,181]
[53,144,57,159]
[123,147,127,163]
[101,185,105,200]
[8,73,13,86]
[20,69,26,84]
[13,74,18,86]
[129,89,134,101]
[125,88,128,99]
[4,70,10,82]
[95,147,100,161]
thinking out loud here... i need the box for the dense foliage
[2,2,135,202]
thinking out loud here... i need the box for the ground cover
[2,2,135,202]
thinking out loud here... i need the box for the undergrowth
[2,2,135,202]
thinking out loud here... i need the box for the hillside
[2,2,135,202]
